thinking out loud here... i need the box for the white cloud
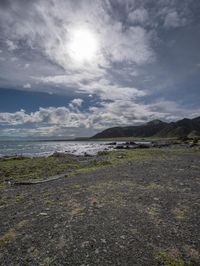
[0,0,198,139]
[128,8,149,25]
[23,83,31,89]
[164,11,186,28]
[0,0,155,96]
[71,98,83,107]
[37,74,146,101]
[0,107,87,127]
[11,57,18,62]
[0,110,30,126]
[6,40,18,51]
[69,98,84,111]
[102,24,154,64]
[0,100,199,138]
[24,63,30,69]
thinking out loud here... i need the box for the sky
[0,0,200,139]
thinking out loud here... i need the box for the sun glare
[68,28,98,63]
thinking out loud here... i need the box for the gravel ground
[0,150,200,265]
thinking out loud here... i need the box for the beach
[0,147,200,265]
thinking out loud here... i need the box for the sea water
[0,140,113,157]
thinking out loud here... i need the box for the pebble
[39,212,48,216]
[27,246,35,253]
[153,197,159,201]
[95,248,99,254]
[81,241,90,248]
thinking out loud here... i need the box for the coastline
[0,138,199,158]
[1,144,200,185]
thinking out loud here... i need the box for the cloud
[0,0,155,96]
[0,0,199,139]
[37,74,146,101]
[0,99,199,138]
[24,63,30,69]
[128,8,149,25]
[23,83,31,89]
[69,98,84,111]
[164,11,186,28]
[104,25,154,64]
[6,40,18,51]
[0,107,87,127]
[71,98,83,107]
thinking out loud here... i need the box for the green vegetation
[16,220,29,229]
[0,229,16,247]
[97,150,110,156]
[0,156,80,184]
[147,206,160,218]
[40,257,53,266]
[0,219,28,248]
[0,193,26,206]
[172,207,189,220]
[155,250,192,266]
[70,206,85,216]
[0,148,199,185]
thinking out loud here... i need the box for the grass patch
[71,184,81,189]
[0,219,29,248]
[0,195,12,206]
[70,206,85,216]
[89,159,112,167]
[97,150,110,156]
[0,156,80,184]
[155,250,192,266]
[74,149,165,175]
[44,199,55,206]
[0,229,16,247]
[40,257,53,266]
[0,193,26,206]
[172,207,188,220]
[147,206,160,218]
[16,219,29,229]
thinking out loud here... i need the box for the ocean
[0,140,113,157]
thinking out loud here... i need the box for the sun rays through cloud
[68,27,99,63]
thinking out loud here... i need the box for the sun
[68,28,98,63]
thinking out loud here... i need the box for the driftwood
[12,173,67,186]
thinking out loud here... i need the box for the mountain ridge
[91,116,200,139]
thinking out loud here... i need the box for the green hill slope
[92,117,200,139]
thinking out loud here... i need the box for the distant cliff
[92,117,200,139]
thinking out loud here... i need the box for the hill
[92,116,200,139]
